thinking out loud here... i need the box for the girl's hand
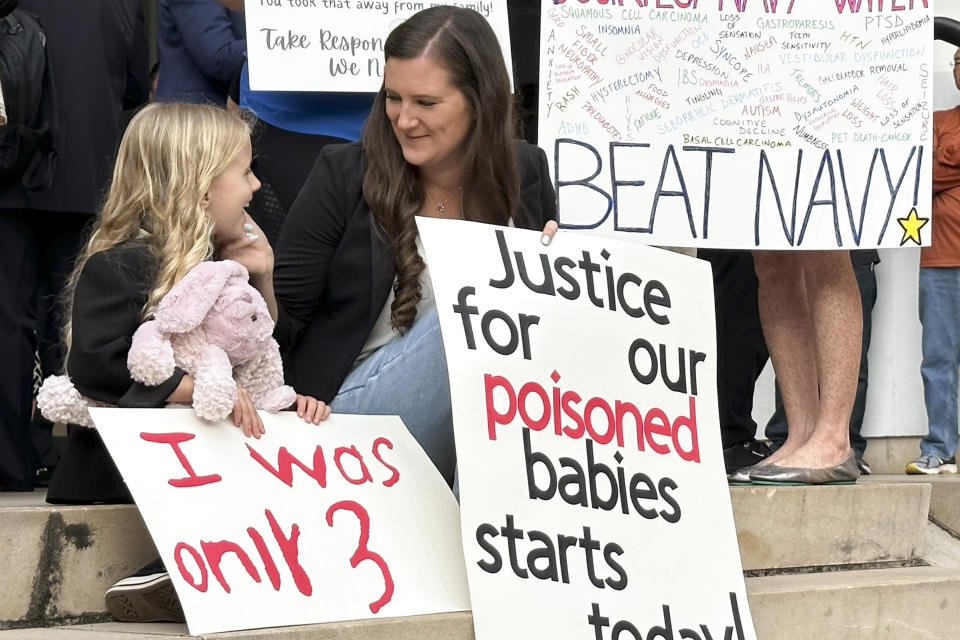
[295,394,332,425]
[165,374,195,405]
[219,214,274,278]
[231,387,265,438]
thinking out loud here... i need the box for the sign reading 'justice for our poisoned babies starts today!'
[540,0,933,249]
[419,218,756,640]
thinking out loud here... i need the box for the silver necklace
[434,186,462,215]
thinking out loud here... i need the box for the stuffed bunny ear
[155,260,249,334]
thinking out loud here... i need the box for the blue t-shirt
[239,63,374,141]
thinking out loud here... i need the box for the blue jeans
[918,267,960,460]
[330,308,455,485]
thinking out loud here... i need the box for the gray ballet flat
[727,462,769,485]
[749,451,860,485]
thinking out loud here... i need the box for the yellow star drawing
[898,208,929,246]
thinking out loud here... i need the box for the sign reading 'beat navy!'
[539,0,933,249]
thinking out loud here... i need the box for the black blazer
[47,242,184,504]
[274,141,557,402]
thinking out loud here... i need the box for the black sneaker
[34,465,55,488]
[104,570,184,623]
[723,439,773,474]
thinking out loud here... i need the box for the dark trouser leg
[700,249,769,449]
[31,212,92,471]
[515,81,539,145]
[0,209,39,490]
[848,262,876,460]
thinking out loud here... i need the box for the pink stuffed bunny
[38,260,295,426]
[126,259,296,420]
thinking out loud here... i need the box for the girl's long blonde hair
[63,102,252,350]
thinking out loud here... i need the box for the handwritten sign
[418,219,756,640]
[89,409,470,635]
[539,0,933,249]
[244,0,513,91]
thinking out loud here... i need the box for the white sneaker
[104,571,184,623]
[905,454,958,475]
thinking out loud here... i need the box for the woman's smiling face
[384,56,473,174]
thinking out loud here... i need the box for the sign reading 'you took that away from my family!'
[540,0,933,250]
[419,218,756,640]
[244,0,512,92]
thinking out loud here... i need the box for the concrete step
[0,613,474,639]
[731,481,930,570]
[862,474,960,537]
[862,436,922,475]
[4,563,960,640]
[0,490,158,629]
[0,480,933,628]
[747,565,960,640]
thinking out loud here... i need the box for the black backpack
[0,8,57,191]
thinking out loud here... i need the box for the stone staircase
[2,474,959,639]
[738,479,960,639]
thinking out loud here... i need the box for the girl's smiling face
[203,138,260,243]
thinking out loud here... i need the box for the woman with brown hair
[273,5,557,485]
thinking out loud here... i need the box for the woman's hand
[219,214,274,279]
[540,220,558,246]
[295,394,332,424]
[231,387,265,439]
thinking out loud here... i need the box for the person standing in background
[698,249,774,476]
[155,0,244,105]
[0,0,149,491]
[506,0,540,144]
[766,250,880,475]
[905,47,960,475]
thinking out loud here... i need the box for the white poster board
[244,0,513,92]
[539,0,933,249]
[90,409,470,635]
[419,219,756,640]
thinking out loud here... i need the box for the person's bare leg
[753,250,820,464]
[769,251,859,469]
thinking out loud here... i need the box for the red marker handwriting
[173,509,311,596]
[140,432,221,487]
[372,438,400,487]
[326,500,394,613]
[247,443,327,488]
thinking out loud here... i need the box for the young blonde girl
[47,102,328,506]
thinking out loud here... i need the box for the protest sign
[244,0,512,92]
[418,218,755,640]
[89,409,470,635]
[539,0,933,249]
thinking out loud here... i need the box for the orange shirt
[922,106,960,267]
